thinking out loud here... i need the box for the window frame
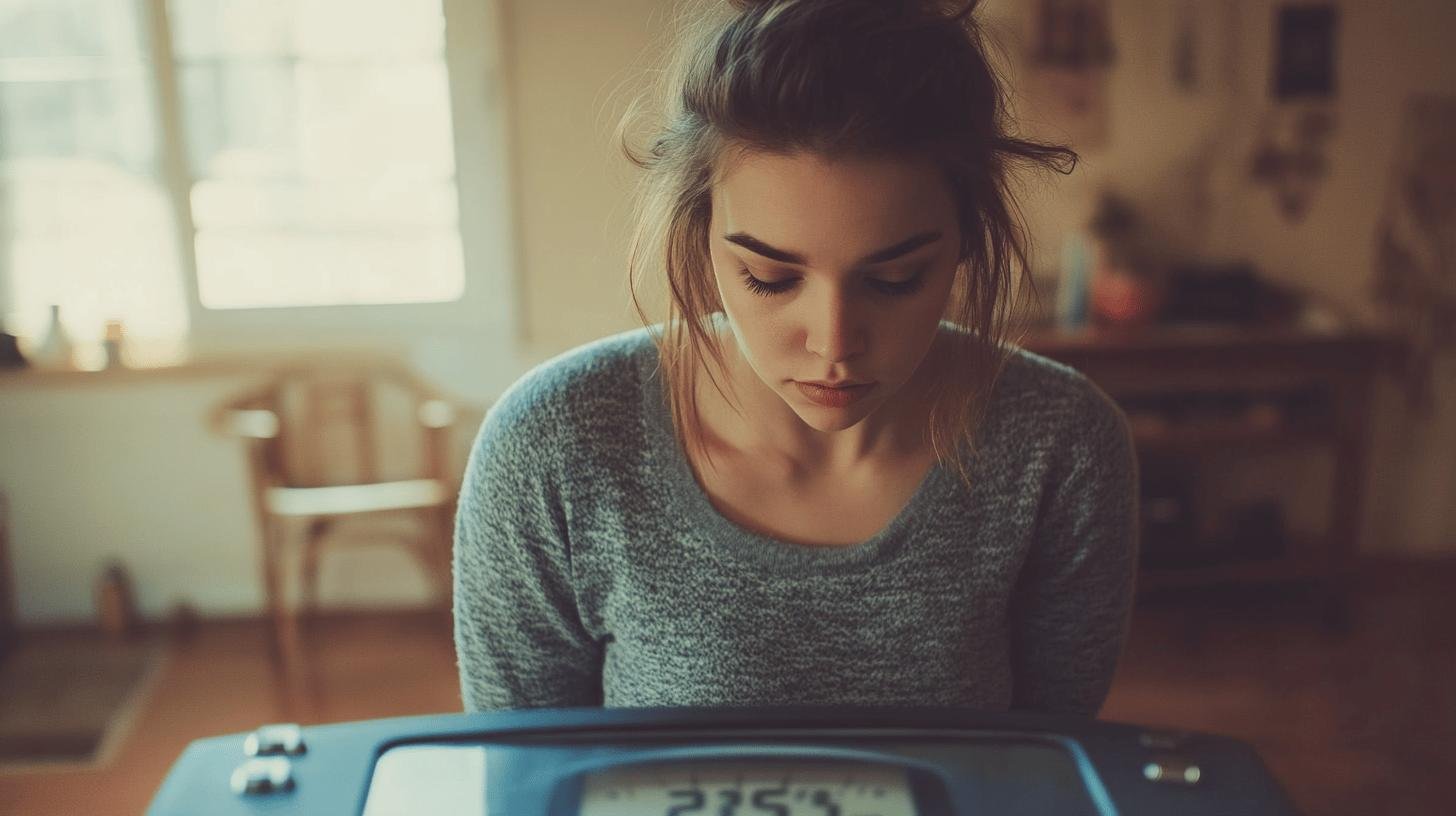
[138,0,521,355]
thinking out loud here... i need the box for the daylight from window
[0,0,465,366]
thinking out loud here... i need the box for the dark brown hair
[621,0,1075,487]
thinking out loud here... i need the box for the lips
[794,380,874,408]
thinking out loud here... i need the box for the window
[0,0,187,364]
[0,0,472,367]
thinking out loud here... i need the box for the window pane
[0,0,144,59]
[169,0,443,60]
[195,229,464,309]
[168,0,294,59]
[179,61,296,178]
[76,72,159,172]
[174,0,464,311]
[0,80,81,157]
[191,180,458,230]
[0,1,187,362]
[297,63,454,180]
[178,61,457,181]
[0,72,156,172]
[295,0,444,59]
[3,166,189,356]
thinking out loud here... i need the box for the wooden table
[1021,322,1403,624]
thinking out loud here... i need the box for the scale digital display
[579,760,919,816]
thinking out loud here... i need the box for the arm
[453,397,603,711]
[1010,384,1140,716]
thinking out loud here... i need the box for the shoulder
[981,344,1135,475]
[468,326,658,471]
[487,327,655,426]
[935,321,1122,436]
[997,346,1123,425]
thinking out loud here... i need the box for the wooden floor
[2,563,1453,816]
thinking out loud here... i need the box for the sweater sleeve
[452,387,604,711]
[1009,382,1140,716]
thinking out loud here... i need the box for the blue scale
[146,707,1297,815]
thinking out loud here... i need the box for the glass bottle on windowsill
[103,319,127,370]
[32,304,77,371]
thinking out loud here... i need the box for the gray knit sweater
[453,325,1138,715]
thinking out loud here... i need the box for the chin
[796,413,861,433]
[785,399,876,432]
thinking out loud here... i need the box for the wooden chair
[213,361,461,681]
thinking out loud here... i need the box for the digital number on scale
[579,762,918,816]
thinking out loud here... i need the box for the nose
[804,285,866,363]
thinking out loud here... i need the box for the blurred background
[0,0,1452,813]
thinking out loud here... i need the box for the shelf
[1022,322,1402,364]
[0,350,415,389]
[1023,322,1385,607]
[1137,553,1329,592]
[1130,419,1339,454]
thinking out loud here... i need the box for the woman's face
[707,148,961,433]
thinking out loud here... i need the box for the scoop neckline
[635,343,949,575]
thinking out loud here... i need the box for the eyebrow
[723,230,943,267]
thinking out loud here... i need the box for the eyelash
[737,266,929,298]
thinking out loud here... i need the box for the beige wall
[506,0,678,352]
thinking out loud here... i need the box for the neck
[700,325,944,476]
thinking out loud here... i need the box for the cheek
[909,288,951,332]
[714,286,784,372]
[731,306,798,364]
[715,281,790,349]
[885,271,956,358]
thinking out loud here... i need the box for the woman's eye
[738,268,798,297]
[869,265,930,296]
[869,272,927,296]
[736,265,930,298]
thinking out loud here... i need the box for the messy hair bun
[726,0,977,17]
[624,0,1075,489]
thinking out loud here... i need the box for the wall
[506,0,677,351]
[0,371,491,624]
[980,0,1456,556]
[1214,0,1456,556]
[2,376,284,623]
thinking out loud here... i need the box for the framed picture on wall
[1274,4,1338,99]
[1023,0,1117,149]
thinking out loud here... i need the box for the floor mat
[0,636,166,768]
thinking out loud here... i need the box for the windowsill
[0,350,398,387]
[0,332,539,410]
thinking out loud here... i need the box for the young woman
[454,0,1138,715]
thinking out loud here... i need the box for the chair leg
[260,514,289,669]
[411,506,455,631]
[300,518,332,632]
[262,517,306,682]
[437,504,457,613]
[260,515,323,718]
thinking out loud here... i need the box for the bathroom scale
[145,706,1297,815]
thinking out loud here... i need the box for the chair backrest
[235,362,454,490]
